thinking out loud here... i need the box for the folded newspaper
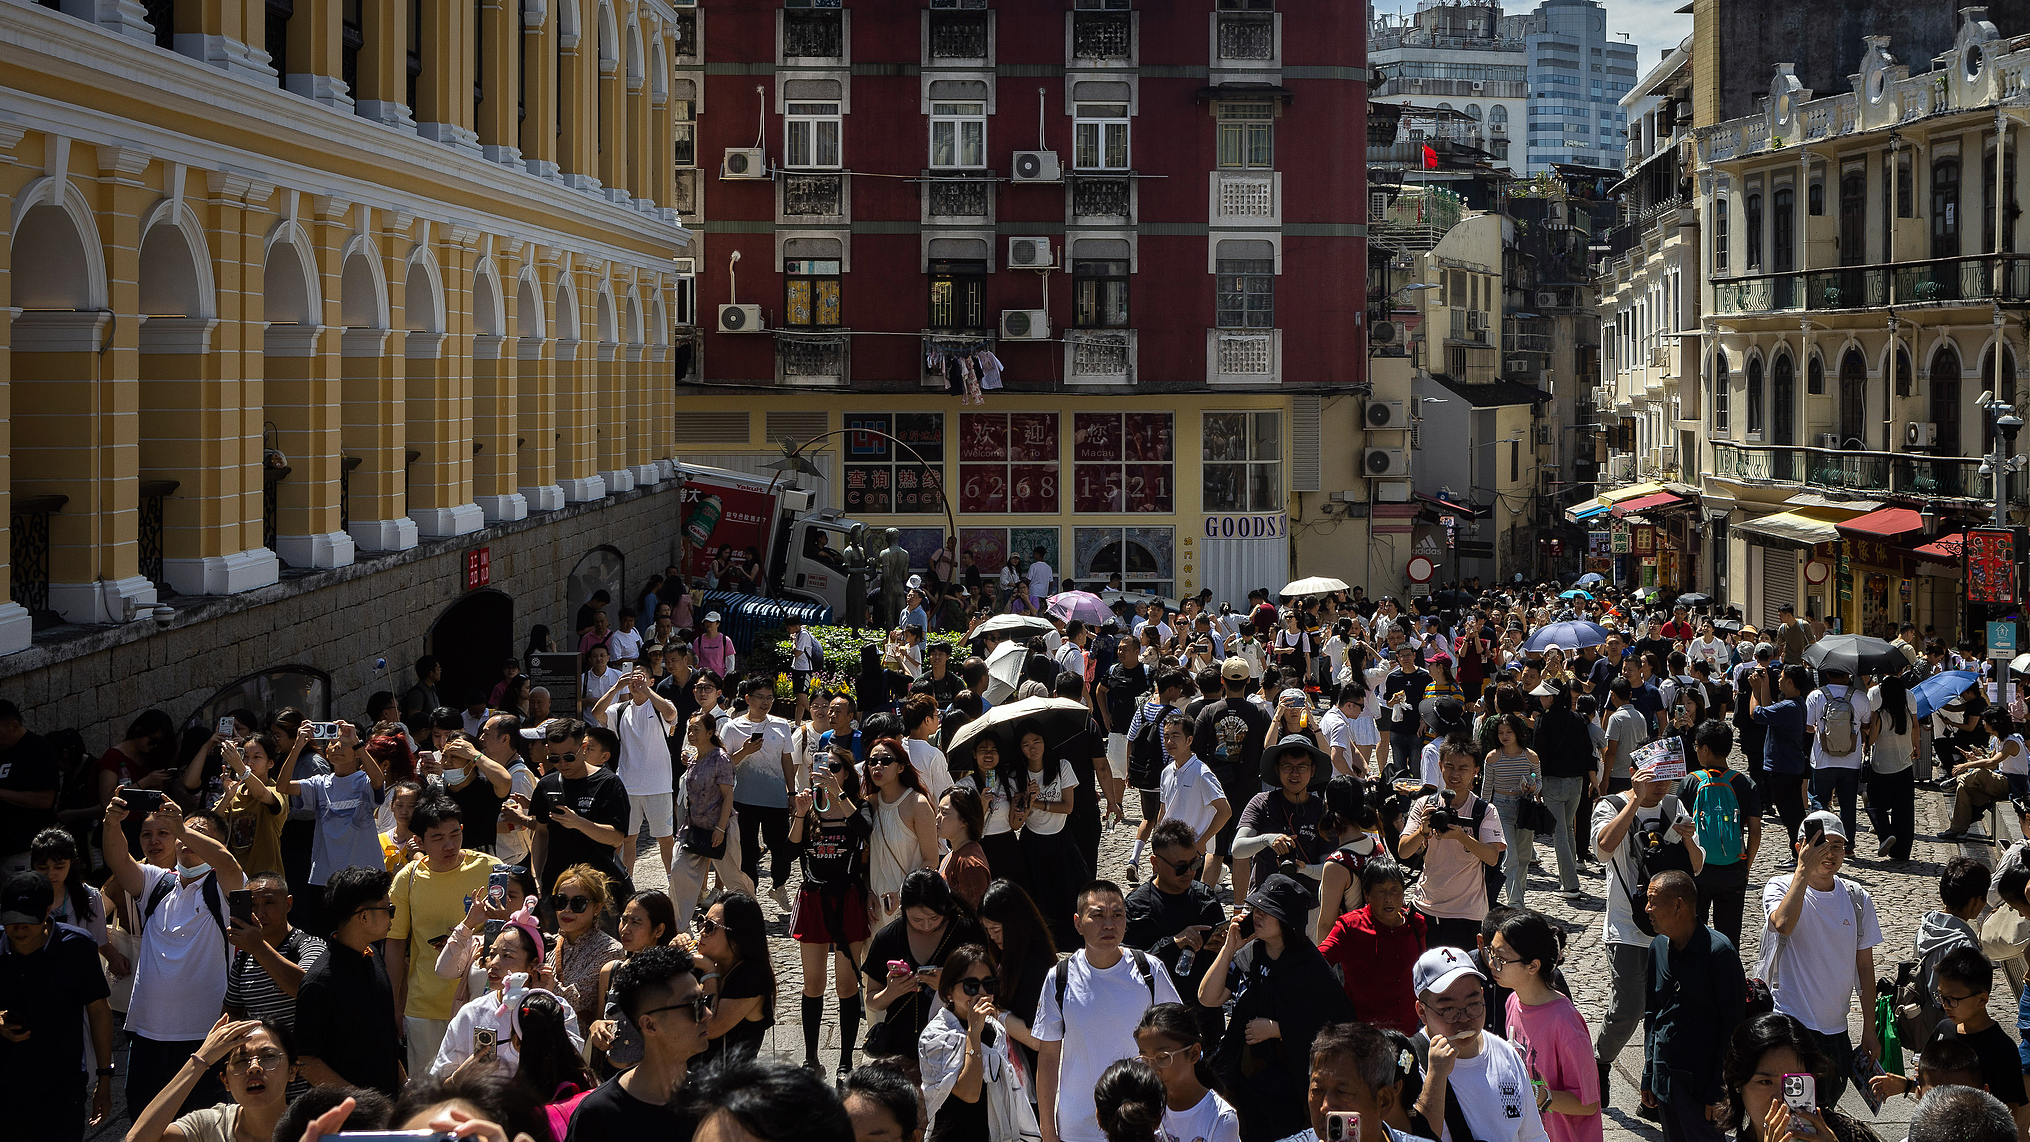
[1631,736,1687,782]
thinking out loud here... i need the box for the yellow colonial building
[0,0,691,728]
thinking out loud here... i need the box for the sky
[1604,0,1694,75]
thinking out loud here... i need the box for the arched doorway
[427,589,515,712]
[1931,344,1963,455]
[1839,350,1868,448]
[566,544,626,645]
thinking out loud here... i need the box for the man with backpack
[1759,811,1881,1103]
[1097,635,1151,828]
[1193,659,1272,890]
[1892,857,1988,1053]
[1677,720,1759,948]
[1122,669,1192,883]
[1805,667,1871,841]
[1592,764,1704,1109]
[1035,880,1181,1142]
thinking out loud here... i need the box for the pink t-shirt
[1505,992,1603,1142]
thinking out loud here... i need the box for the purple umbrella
[1045,590,1108,625]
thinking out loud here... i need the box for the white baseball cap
[1411,946,1484,997]
[704,611,722,623]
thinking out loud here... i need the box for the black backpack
[143,869,229,950]
[1127,702,1168,791]
[1615,794,1695,937]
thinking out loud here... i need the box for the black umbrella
[1674,593,1713,610]
[1803,634,1909,678]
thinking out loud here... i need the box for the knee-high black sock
[838,992,862,1071]
[801,995,825,1066]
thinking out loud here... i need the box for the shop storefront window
[1072,412,1173,512]
[959,413,1060,513]
[1201,411,1282,512]
[959,527,1060,588]
[1075,526,1174,598]
[843,413,945,515]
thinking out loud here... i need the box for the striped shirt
[224,928,327,1029]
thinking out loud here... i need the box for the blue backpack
[1687,768,1746,865]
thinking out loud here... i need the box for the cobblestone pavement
[78,755,2026,1142]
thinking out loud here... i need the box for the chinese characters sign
[1072,412,1173,514]
[959,413,1059,514]
[1967,528,2018,604]
[843,413,945,515]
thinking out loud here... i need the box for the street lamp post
[1974,395,2023,708]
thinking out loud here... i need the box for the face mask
[178,860,212,880]
[440,768,467,785]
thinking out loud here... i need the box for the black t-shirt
[1238,791,1326,892]
[447,771,507,852]
[1124,880,1227,992]
[796,809,871,891]
[653,673,703,767]
[0,731,59,857]
[531,768,632,887]
[911,670,964,708]
[1060,722,1104,845]
[0,924,110,1084]
[296,942,402,1095]
[1193,698,1270,784]
[1102,663,1150,732]
[567,1075,694,1141]
[1928,1021,2027,1105]
[930,1033,994,1142]
[699,958,775,1067]
[859,915,983,1047]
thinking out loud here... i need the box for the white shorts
[1106,732,1130,778]
[628,792,676,839]
[1351,718,1381,747]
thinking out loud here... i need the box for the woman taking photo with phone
[1721,1014,1881,1142]
[918,943,1040,1142]
[788,745,873,1077]
[860,869,982,1058]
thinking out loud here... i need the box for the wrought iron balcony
[929,12,987,59]
[783,11,843,59]
[926,179,989,219]
[671,10,697,61]
[1072,176,1130,222]
[1711,441,2029,503]
[783,174,843,217]
[1712,255,2030,316]
[1216,16,1274,61]
[775,333,849,385]
[1067,330,1133,383]
[1073,12,1131,61]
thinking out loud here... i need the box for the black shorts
[791,669,811,695]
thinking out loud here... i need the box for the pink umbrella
[1045,590,1109,625]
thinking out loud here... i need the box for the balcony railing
[1216,16,1273,61]
[1073,12,1131,61]
[1071,176,1130,221]
[783,174,843,217]
[776,334,849,384]
[1711,441,2029,503]
[929,12,987,59]
[1214,330,1276,377]
[9,493,64,621]
[1712,255,2030,315]
[1067,330,1133,383]
[783,11,843,59]
[926,179,989,218]
[1215,173,1275,223]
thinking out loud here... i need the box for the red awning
[1834,506,1927,540]
[1913,534,1965,564]
[1611,491,1685,518]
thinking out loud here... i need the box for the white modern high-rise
[1514,0,1637,172]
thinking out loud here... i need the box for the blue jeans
[1811,767,1861,839]
[1541,775,1585,892]
[1491,792,1533,908]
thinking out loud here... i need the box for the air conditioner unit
[1649,346,1667,366]
[1371,320,1401,347]
[1536,291,1558,307]
[1000,309,1050,340]
[1658,445,1678,469]
[1362,447,1409,477]
[1364,400,1407,429]
[717,303,763,333]
[1505,357,1531,373]
[722,148,768,178]
[1471,81,1484,93]
[1007,237,1056,269]
[1011,150,1062,182]
[1536,424,1554,445]
[1906,420,1938,447]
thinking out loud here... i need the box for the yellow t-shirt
[390,849,495,1020]
[215,780,286,880]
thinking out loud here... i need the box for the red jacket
[1319,904,1428,1034]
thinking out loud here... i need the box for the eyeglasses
[1278,761,1315,773]
[1485,951,1525,972]
[957,976,998,997]
[642,995,714,1024]
[1427,1000,1485,1022]
[224,1049,288,1074]
[550,894,594,914]
[695,916,721,936]
[1138,1046,1195,1068]
[354,904,396,918]
[1935,988,1979,1007]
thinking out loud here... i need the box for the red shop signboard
[464,546,491,590]
[1966,527,2018,604]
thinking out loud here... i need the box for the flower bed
[746,624,969,704]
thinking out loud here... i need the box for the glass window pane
[931,120,954,167]
[1074,122,1098,169]
[960,121,984,167]
[786,279,812,325]
[1105,122,1129,168]
[788,122,808,166]
[1203,464,1246,511]
[1248,462,1281,511]
[1250,412,1280,459]
[1203,413,1246,460]
[1101,280,1129,326]
[815,280,841,325]
[817,120,840,166]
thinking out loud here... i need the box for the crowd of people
[5,570,2030,1142]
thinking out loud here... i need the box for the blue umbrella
[1574,573,1605,586]
[1559,589,1593,600]
[1911,670,1981,719]
[1523,620,1610,651]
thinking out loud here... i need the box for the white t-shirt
[1996,734,2030,777]
[126,865,233,1041]
[1591,793,1699,947]
[905,737,956,800]
[1688,636,1727,667]
[1420,738,1445,788]
[1023,761,1074,836]
[1804,685,1873,770]
[1319,708,1353,761]
[581,666,622,706]
[1159,757,1227,838]
[494,761,538,864]
[608,696,674,796]
[1445,1034,1551,1142]
[1035,950,1183,1142]
[1760,874,1882,1034]
[1029,560,1055,600]
[1055,642,1088,681]
[1162,1090,1242,1142]
[607,628,643,662]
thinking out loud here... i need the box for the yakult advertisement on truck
[680,474,779,590]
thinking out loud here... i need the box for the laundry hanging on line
[924,342,1006,405]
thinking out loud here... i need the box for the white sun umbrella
[985,640,1028,704]
[2013,652,2030,675]
[1281,576,1351,597]
[975,613,1056,640]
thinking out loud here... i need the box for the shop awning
[1597,482,1668,505]
[1913,533,1965,564]
[1611,491,1687,518]
[1566,501,1612,523]
[1834,507,1928,541]
[1733,506,1866,548]
[1416,492,1485,518]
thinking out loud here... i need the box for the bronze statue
[843,524,870,630]
[878,527,911,629]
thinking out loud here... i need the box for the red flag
[1422,144,1439,169]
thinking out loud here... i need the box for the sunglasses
[867,756,901,769]
[642,995,714,1024]
[1156,853,1202,877]
[550,752,578,763]
[695,916,721,936]
[957,976,998,997]
[550,894,594,914]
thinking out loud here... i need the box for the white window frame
[1073,102,1132,170]
[930,101,987,169]
[785,101,842,169]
